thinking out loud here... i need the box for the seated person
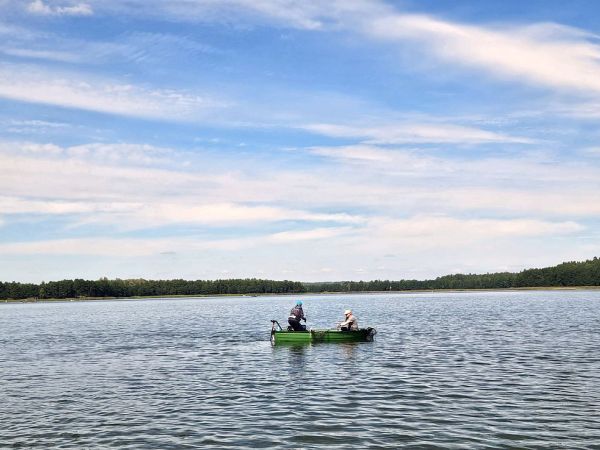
[288,300,307,331]
[339,309,358,331]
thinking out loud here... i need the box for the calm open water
[2,290,600,449]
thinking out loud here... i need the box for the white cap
[344,309,352,315]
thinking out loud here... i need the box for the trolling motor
[270,320,283,332]
[270,320,283,345]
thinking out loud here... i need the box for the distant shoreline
[3,285,600,304]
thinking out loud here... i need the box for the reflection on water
[280,344,308,374]
[273,341,361,375]
[2,291,600,449]
[339,342,359,359]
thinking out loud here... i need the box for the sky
[1,0,600,283]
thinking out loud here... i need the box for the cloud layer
[1,0,599,281]
[27,0,93,16]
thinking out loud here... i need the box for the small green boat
[270,320,376,345]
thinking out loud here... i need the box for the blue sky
[1,0,600,282]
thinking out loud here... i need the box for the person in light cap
[338,309,358,331]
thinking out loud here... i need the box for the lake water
[1,290,600,449]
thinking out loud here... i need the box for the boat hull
[271,328,376,345]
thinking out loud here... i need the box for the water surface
[2,291,600,449]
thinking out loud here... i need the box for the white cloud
[0,47,82,63]
[2,139,600,223]
[370,216,583,243]
[0,22,36,37]
[0,141,596,282]
[8,119,70,129]
[77,202,365,229]
[309,145,437,176]
[581,147,600,157]
[0,215,584,284]
[310,145,396,163]
[435,188,600,217]
[80,1,600,96]
[268,227,353,242]
[27,0,93,16]
[366,15,600,95]
[0,195,364,229]
[0,196,138,215]
[0,140,367,229]
[304,122,533,144]
[90,0,330,29]
[0,136,598,284]
[0,148,208,201]
[0,237,191,257]
[308,141,600,187]
[553,101,600,119]
[0,63,226,120]
[64,143,179,167]
[0,226,352,256]
[4,120,73,135]
[5,141,182,167]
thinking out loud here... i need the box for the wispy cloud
[267,227,354,242]
[366,15,600,95]
[0,225,354,256]
[74,1,600,96]
[435,188,600,217]
[90,0,330,29]
[0,216,583,265]
[0,195,364,230]
[310,145,397,163]
[0,28,214,67]
[581,147,600,157]
[552,101,600,119]
[27,0,93,16]
[2,138,599,243]
[0,63,226,120]
[3,119,71,135]
[304,122,534,144]
[370,216,583,244]
[0,47,82,63]
[0,141,367,230]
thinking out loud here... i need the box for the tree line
[305,257,600,292]
[1,257,599,300]
[0,278,306,300]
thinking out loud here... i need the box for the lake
[1,290,600,449]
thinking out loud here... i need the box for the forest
[1,257,599,300]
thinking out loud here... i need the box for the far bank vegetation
[2,257,600,301]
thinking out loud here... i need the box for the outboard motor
[366,327,377,341]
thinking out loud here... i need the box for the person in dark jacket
[288,300,306,331]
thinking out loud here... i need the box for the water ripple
[2,291,600,448]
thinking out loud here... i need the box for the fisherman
[339,309,358,331]
[288,300,307,331]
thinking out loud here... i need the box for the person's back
[288,301,306,331]
[289,305,304,320]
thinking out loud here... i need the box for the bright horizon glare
[1,0,599,282]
